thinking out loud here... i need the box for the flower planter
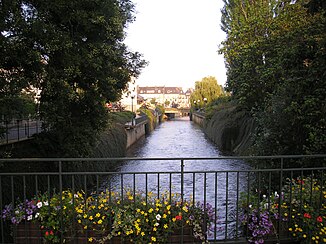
[14,222,43,244]
[14,223,202,243]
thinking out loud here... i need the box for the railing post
[0,176,3,243]
[17,120,19,141]
[180,159,184,203]
[5,120,8,144]
[278,157,284,240]
[58,160,63,241]
[180,159,184,243]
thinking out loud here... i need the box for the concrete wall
[191,112,205,127]
[125,122,146,148]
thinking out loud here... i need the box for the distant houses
[137,86,193,108]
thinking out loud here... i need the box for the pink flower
[175,215,182,221]
[317,216,323,223]
[304,213,311,219]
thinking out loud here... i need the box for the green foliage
[220,0,326,155]
[155,105,165,115]
[1,0,146,157]
[108,111,133,125]
[0,95,36,119]
[190,76,224,109]
[139,108,156,132]
[150,98,156,105]
[205,96,235,120]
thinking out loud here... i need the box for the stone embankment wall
[192,106,255,155]
[92,114,160,158]
[125,122,146,148]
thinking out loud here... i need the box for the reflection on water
[106,117,251,240]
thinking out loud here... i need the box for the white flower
[27,215,32,221]
[156,214,161,221]
[274,192,279,198]
[263,194,266,198]
[154,222,159,226]
[36,202,43,208]
[15,210,19,215]
[35,213,40,218]
[264,203,269,209]
[43,201,49,206]
[249,204,252,208]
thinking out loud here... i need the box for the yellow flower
[141,232,145,236]
[172,218,176,222]
[289,228,293,232]
[166,205,171,211]
[163,214,167,218]
[128,195,133,200]
[148,208,153,213]
[89,216,93,220]
[164,224,168,229]
[78,219,81,224]
[303,234,307,238]
[83,214,87,219]
[98,219,103,224]
[96,213,101,218]
[151,236,156,242]
[84,226,88,230]
[182,206,188,212]
[88,237,93,242]
[153,227,157,231]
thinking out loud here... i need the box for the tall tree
[190,76,224,108]
[0,0,146,156]
[220,0,326,155]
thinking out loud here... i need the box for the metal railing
[0,118,42,145]
[0,155,325,243]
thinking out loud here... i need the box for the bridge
[164,107,190,119]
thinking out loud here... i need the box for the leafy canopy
[0,0,146,156]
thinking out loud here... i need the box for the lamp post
[131,94,135,126]
[203,98,207,110]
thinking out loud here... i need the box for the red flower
[317,216,323,223]
[304,213,311,219]
[175,215,182,221]
[50,230,54,235]
[298,180,305,185]
[45,231,49,236]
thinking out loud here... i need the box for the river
[108,117,251,239]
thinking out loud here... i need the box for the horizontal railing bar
[2,167,326,176]
[0,154,325,163]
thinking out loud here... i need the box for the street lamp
[131,94,135,126]
[203,98,207,109]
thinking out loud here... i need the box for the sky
[125,0,227,91]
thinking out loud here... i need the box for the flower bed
[2,189,214,243]
[240,176,326,244]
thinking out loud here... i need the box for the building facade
[137,86,193,108]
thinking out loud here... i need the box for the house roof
[138,86,184,95]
